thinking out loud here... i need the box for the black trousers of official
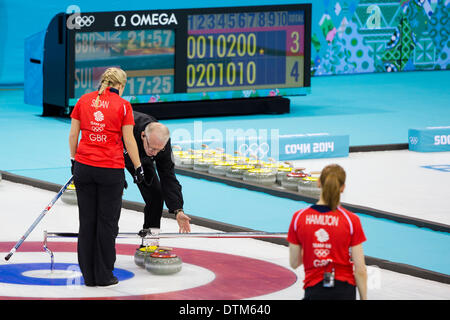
[125,159,163,229]
[303,280,357,300]
[73,161,125,285]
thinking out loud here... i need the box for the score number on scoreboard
[186,10,305,92]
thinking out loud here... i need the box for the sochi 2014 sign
[409,126,450,152]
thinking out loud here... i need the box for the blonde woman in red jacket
[69,67,143,287]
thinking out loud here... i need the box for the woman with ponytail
[287,164,368,300]
[69,67,144,287]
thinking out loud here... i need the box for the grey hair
[144,122,170,145]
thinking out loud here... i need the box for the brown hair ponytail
[319,164,346,211]
[93,67,127,108]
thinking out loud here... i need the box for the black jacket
[125,111,183,213]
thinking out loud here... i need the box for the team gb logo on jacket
[315,228,329,243]
[94,111,104,122]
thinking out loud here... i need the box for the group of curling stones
[61,184,182,275]
[134,229,182,275]
[173,145,322,198]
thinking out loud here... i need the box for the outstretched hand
[176,211,191,233]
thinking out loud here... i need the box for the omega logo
[114,14,126,27]
[114,12,178,27]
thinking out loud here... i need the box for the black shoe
[97,276,119,287]
[138,228,149,237]
[83,278,96,287]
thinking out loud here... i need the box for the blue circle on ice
[0,263,134,286]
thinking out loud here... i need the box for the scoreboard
[187,11,305,92]
[186,10,306,92]
[41,4,311,117]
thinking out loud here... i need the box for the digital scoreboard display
[58,4,310,107]
[74,30,175,98]
[186,11,305,92]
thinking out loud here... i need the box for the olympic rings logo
[238,143,270,159]
[91,126,104,132]
[75,15,95,27]
[409,136,419,145]
[314,249,330,258]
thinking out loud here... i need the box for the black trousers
[73,161,125,285]
[125,161,163,229]
[303,280,356,300]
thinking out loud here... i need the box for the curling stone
[212,148,226,159]
[191,149,215,158]
[172,150,189,166]
[243,168,276,185]
[144,251,182,275]
[298,176,321,198]
[208,160,235,176]
[225,164,254,179]
[191,144,216,158]
[216,153,234,161]
[193,157,219,172]
[61,182,77,205]
[261,162,280,173]
[177,154,202,169]
[134,246,158,268]
[134,246,172,268]
[227,156,249,165]
[246,159,265,167]
[276,166,293,184]
[281,169,308,191]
